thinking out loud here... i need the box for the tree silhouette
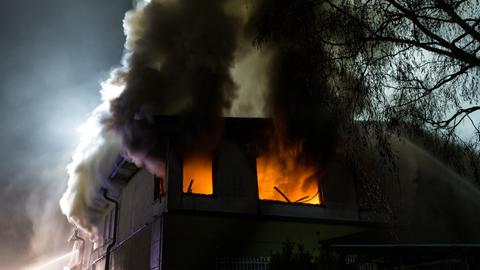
[317,0,480,145]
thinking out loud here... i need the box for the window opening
[182,151,213,195]
[256,141,322,205]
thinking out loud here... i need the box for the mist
[0,1,131,269]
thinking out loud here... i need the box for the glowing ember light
[256,141,321,205]
[183,152,213,195]
[25,250,78,270]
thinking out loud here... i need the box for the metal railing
[215,256,271,270]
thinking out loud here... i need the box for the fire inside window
[182,151,213,195]
[256,142,322,205]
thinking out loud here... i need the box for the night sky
[0,1,132,269]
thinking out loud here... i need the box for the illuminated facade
[67,117,388,270]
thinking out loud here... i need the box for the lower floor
[108,211,369,270]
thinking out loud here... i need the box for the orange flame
[183,152,213,195]
[256,140,321,205]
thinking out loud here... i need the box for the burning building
[65,116,381,269]
[61,0,480,269]
[64,117,480,270]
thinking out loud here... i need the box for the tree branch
[427,106,480,128]
[435,0,480,43]
[386,0,480,66]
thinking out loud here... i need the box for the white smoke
[58,0,155,238]
[59,77,124,239]
[56,0,293,239]
[58,1,154,239]
[228,46,272,118]
[59,0,480,244]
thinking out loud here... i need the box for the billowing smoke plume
[106,0,360,171]
[60,0,363,237]
[59,0,257,238]
[59,0,480,246]
[59,81,123,238]
[63,0,480,244]
[105,0,242,164]
[246,0,345,164]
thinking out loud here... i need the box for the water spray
[26,250,77,270]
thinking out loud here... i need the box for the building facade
[66,117,405,270]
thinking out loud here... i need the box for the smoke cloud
[61,0,364,237]
[106,0,242,163]
[105,0,361,170]
[0,0,131,268]
[60,91,123,238]
[245,0,366,167]
[62,0,480,245]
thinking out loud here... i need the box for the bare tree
[318,0,480,145]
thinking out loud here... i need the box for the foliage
[269,242,342,270]
[317,0,480,146]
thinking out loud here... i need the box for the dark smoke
[106,0,242,164]
[105,0,365,172]
[59,0,480,245]
[246,0,363,165]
